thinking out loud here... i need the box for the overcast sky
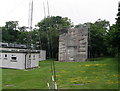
[0,0,119,27]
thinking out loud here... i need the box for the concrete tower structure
[59,24,89,62]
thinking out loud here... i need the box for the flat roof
[0,50,40,53]
[1,46,27,49]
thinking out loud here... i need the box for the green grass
[0,68,2,90]
[1,58,119,89]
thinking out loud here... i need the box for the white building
[0,47,46,69]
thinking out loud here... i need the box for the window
[11,55,17,62]
[4,54,8,60]
[11,57,17,60]
[5,54,7,57]
[28,54,31,60]
[29,55,31,58]
[33,55,35,60]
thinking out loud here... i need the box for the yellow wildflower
[70,80,78,83]
[85,64,91,67]
[86,81,92,83]
[94,64,107,66]
[80,71,86,73]
[56,75,61,77]
[113,74,120,77]
[92,72,97,74]
[60,70,67,73]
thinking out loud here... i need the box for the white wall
[0,52,40,69]
[39,50,46,61]
[0,53,2,68]
[0,53,25,69]
[25,53,39,69]
[0,48,46,69]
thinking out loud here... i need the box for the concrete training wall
[59,25,88,62]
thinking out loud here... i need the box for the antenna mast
[43,0,57,89]
[27,0,33,69]
[47,0,50,17]
[47,0,57,89]
[43,1,46,18]
[28,0,33,31]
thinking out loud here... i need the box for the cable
[44,0,57,89]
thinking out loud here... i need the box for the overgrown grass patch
[1,57,119,89]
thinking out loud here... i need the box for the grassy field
[0,68,2,90]
[1,57,119,89]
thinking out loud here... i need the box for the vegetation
[35,16,73,58]
[0,2,119,90]
[1,16,119,59]
[2,58,119,89]
[75,19,110,58]
[0,16,72,59]
[0,3,120,59]
[0,69,2,90]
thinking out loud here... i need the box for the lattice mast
[27,0,33,69]
[43,0,57,89]
[28,0,33,31]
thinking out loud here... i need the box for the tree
[2,21,20,43]
[115,2,120,54]
[75,20,110,58]
[36,16,73,59]
[108,2,120,57]
[2,21,29,44]
[90,19,110,57]
[106,24,117,56]
[18,26,27,32]
[5,21,18,30]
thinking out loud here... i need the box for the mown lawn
[1,57,119,89]
[0,68,2,90]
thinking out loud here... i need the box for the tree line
[0,13,120,59]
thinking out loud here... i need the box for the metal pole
[47,0,50,17]
[27,0,33,69]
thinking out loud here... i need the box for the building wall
[25,53,39,69]
[0,48,46,69]
[39,50,46,61]
[0,52,1,67]
[0,52,40,69]
[0,52,25,69]
[0,47,26,51]
[59,26,88,62]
